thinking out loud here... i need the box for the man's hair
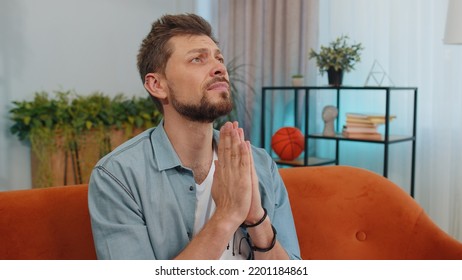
[137,13,218,112]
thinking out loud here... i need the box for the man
[88,13,300,260]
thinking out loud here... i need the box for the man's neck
[163,115,215,183]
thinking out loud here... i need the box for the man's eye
[217,57,225,64]
[191,57,202,63]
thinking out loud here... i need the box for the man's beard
[169,81,233,123]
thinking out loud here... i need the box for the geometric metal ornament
[364,60,395,87]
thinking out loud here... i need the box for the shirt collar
[151,119,220,171]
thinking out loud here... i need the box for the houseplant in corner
[309,35,364,86]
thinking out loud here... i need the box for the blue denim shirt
[88,121,301,260]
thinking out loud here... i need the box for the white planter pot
[292,77,304,87]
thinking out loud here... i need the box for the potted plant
[9,91,162,188]
[309,35,364,86]
[291,74,304,87]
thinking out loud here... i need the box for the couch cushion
[0,185,96,260]
[280,166,462,260]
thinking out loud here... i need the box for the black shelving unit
[261,86,418,197]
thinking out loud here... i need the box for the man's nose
[210,60,227,77]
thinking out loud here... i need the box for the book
[345,121,377,128]
[342,131,382,140]
[342,125,378,134]
[341,112,396,140]
[346,113,396,125]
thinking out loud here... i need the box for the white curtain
[318,0,462,241]
[210,0,319,145]
[211,0,462,241]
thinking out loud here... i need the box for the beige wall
[0,0,201,190]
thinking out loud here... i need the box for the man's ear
[144,73,168,100]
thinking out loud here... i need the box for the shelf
[274,157,336,167]
[261,85,417,197]
[307,134,416,144]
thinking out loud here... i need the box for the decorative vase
[327,68,344,86]
[291,76,304,87]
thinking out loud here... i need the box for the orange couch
[280,166,462,259]
[0,185,96,259]
[1,166,461,260]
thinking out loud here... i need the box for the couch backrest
[280,166,462,260]
[0,185,96,260]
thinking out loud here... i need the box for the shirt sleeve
[269,159,302,260]
[88,166,156,260]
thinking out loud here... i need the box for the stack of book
[342,113,396,140]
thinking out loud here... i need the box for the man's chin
[206,90,230,100]
[173,93,233,123]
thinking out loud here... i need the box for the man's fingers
[239,141,251,168]
[231,121,245,142]
[217,124,226,163]
[238,128,244,142]
[221,122,233,164]
[212,123,253,221]
[246,141,254,165]
[230,127,242,167]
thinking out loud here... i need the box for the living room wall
[207,0,461,241]
[0,0,200,190]
[317,0,462,240]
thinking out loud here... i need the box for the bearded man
[88,13,300,260]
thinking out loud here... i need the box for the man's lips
[207,81,230,92]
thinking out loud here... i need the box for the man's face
[163,35,233,123]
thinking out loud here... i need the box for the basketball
[271,127,305,160]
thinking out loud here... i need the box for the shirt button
[189,186,194,191]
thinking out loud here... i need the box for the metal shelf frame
[261,86,418,197]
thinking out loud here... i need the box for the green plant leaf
[86,121,93,130]
[308,35,364,74]
[23,116,31,125]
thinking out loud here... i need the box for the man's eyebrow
[186,48,222,55]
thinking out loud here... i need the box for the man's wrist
[249,224,277,252]
[242,207,266,226]
[241,207,267,228]
[211,208,244,232]
[245,217,276,251]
